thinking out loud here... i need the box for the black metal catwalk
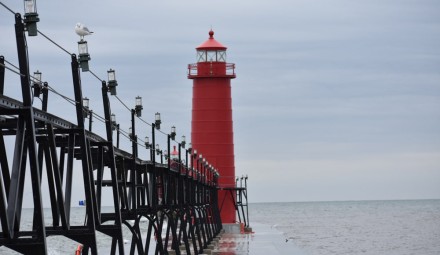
[218,176,250,230]
[0,13,222,255]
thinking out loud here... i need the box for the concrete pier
[203,222,305,255]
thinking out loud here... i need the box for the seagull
[75,23,93,39]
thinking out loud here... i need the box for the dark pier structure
[0,6,252,254]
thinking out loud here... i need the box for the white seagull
[75,23,93,39]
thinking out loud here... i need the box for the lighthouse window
[207,51,216,61]
[217,51,226,62]
[197,51,206,62]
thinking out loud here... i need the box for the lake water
[0,199,439,254]
[250,199,440,255]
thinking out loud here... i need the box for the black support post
[70,53,98,254]
[100,81,125,255]
[0,56,5,95]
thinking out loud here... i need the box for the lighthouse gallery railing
[187,63,236,78]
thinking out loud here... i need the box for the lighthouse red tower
[188,30,236,223]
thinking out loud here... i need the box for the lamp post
[192,149,197,170]
[151,112,161,163]
[203,158,207,185]
[186,143,192,171]
[129,96,142,212]
[33,70,42,97]
[82,97,92,131]
[181,135,186,148]
[192,149,197,182]
[201,159,205,186]
[202,160,207,204]
[77,40,90,72]
[198,154,203,183]
[198,154,203,203]
[167,125,176,171]
[41,82,48,112]
[155,112,161,129]
[89,109,93,131]
[178,139,182,174]
[208,164,212,186]
[111,113,119,148]
[211,167,215,187]
[170,126,176,140]
[156,144,163,164]
[82,97,89,112]
[23,0,40,36]
[107,69,118,95]
[151,122,157,206]
[145,136,151,160]
[179,135,188,161]
[131,96,142,158]
[164,150,169,160]
[199,154,203,178]
[135,96,142,117]
[111,113,116,130]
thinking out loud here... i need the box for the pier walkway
[203,223,305,255]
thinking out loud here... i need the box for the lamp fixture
[135,96,143,117]
[33,70,42,97]
[156,144,160,155]
[155,112,161,129]
[145,136,150,148]
[24,0,40,36]
[111,113,116,130]
[77,40,90,72]
[181,135,186,148]
[170,126,176,140]
[107,69,118,95]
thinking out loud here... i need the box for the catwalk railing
[0,13,222,255]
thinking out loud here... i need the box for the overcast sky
[1,0,439,204]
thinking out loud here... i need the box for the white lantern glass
[24,0,36,14]
[83,97,89,108]
[78,41,88,55]
[34,71,42,83]
[135,96,142,107]
[108,69,116,81]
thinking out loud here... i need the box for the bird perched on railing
[75,23,93,39]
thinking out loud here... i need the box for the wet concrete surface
[207,222,305,255]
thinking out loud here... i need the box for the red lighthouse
[188,30,236,223]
